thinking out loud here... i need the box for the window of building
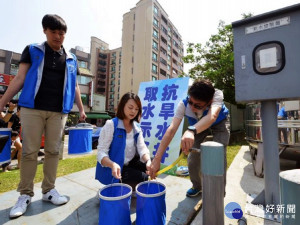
[77,75,92,85]
[161,15,168,24]
[152,64,158,74]
[99,53,107,59]
[172,68,178,75]
[153,29,158,39]
[10,64,19,75]
[167,44,171,52]
[161,25,167,35]
[111,66,115,71]
[173,49,178,57]
[153,5,158,15]
[112,52,116,58]
[161,36,167,45]
[160,68,166,76]
[152,40,158,50]
[153,17,159,28]
[81,94,89,105]
[167,54,171,61]
[160,47,167,56]
[167,64,171,71]
[173,58,178,65]
[78,60,87,68]
[152,52,158,62]
[160,57,167,66]
[152,76,157,81]
[111,73,115,78]
[110,94,114,99]
[99,60,106,66]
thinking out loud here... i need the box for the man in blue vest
[149,79,229,197]
[0,14,86,218]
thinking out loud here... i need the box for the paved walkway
[1,142,297,224]
[0,135,201,225]
[191,146,297,225]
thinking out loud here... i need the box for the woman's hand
[146,159,151,172]
[111,162,121,180]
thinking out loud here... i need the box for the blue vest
[183,96,228,126]
[95,118,140,185]
[18,42,77,113]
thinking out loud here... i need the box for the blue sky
[1,0,299,55]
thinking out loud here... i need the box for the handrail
[246,120,300,128]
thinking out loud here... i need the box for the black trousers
[121,155,149,190]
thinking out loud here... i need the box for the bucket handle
[110,177,124,197]
[146,177,161,194]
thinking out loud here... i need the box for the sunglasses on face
[187,99,208,110]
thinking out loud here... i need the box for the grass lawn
[0,144,243,193]
[0,154,97,193]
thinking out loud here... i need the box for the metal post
[201,141,224,225]
[252,100,280,209]
[280,169,300,225]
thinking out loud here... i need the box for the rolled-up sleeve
[211,89,224,107]
[97,120,114,166]
[174,101,185,119]
[136,132,150,163]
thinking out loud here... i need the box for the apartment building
[70,46,94,113]
[107,47,122,112]
[90,37,122,113]
[120,0,184,96]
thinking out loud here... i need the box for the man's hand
[78,111,87,122]
[149,157,161,179]
[181,130,195,154]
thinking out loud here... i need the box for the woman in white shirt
[96,92,151,189]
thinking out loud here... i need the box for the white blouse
[97,119,150,166]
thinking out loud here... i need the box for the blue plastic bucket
[68,127,92,154]
[0,128,11,165]
[136,181,166,225]
[98,183,132,225]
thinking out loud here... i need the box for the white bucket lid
[68,127,93,130]
[99,183,132,201]
[135,180,166,198]
[0,128,12,131]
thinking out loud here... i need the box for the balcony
[98,74,106,80]
[161,15,168,25]
[99,53,107,59]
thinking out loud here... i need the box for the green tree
[183,20,235,104]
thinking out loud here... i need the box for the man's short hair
[42,14,67,32]
[188,79,215,103]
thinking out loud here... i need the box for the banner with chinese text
[138,77,190,166]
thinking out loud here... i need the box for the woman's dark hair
[42,14,67,32]
[188,79,215,103]
[116,92,142,123]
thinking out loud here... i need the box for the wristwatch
[187,126,197,135]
